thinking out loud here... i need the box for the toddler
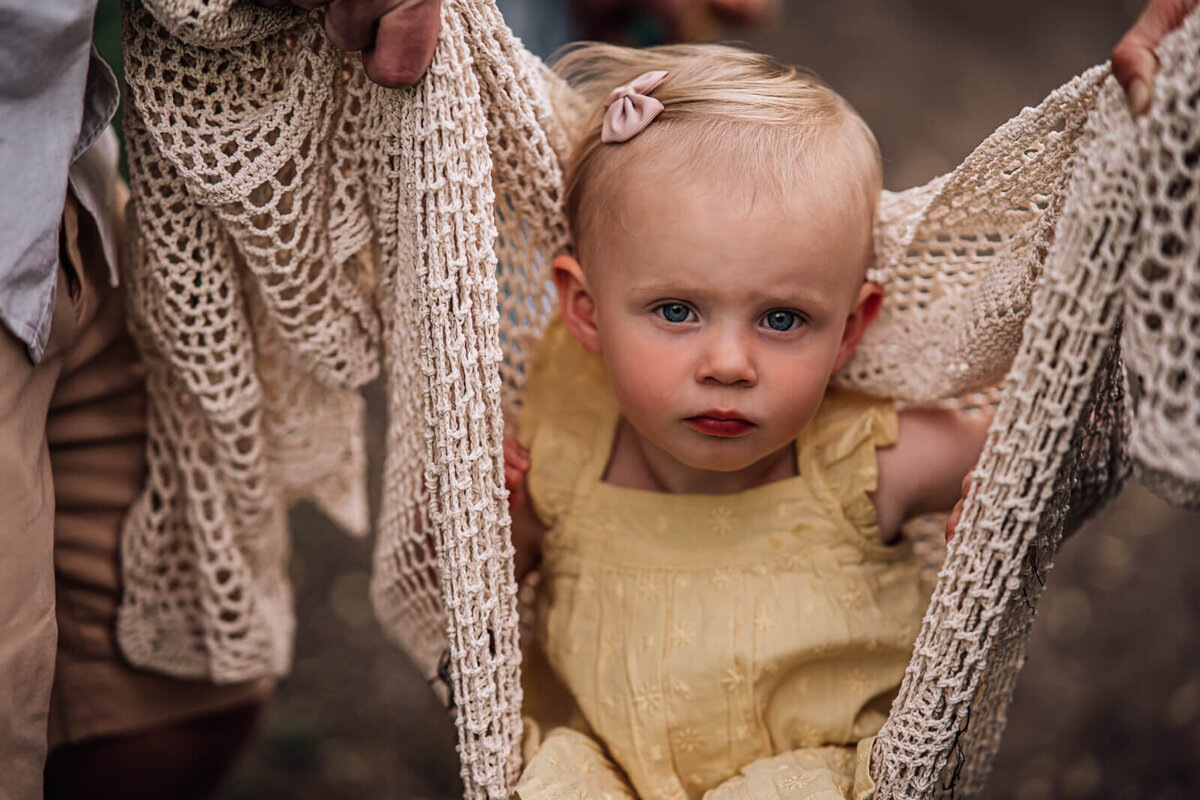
[504,42,991,800]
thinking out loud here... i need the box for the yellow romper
[515,321,928,800]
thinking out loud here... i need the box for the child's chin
[675,446,762,474]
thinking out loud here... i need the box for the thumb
[1112,0,1199,115]
[361,0,442,88]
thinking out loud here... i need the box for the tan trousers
[0,192,268,800]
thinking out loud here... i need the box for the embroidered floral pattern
[524,359,924,798]
[711,505,735,537]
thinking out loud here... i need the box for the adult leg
[0,254,76,800]
[42,190,271,799]
[43,704,267,800]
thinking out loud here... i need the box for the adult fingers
[361,0,442,88]
[1112,0,1198,115]
[324,0,396,53]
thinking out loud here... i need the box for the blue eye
[657,303,693,323]
[763,310,801,331]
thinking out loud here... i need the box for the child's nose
[697,331,757,387]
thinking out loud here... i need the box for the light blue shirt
[0,0,118,362]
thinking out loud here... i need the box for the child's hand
[503,436,532,510]
[504,436,547,582]
[944,472,973,544]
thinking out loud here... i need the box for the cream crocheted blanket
[119,1,1200,797]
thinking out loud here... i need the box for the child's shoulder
[518,317,612,444]
[803,389,899,460]
[517,317,616,525]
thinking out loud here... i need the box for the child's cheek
[768,352,836,432]
[608,336,679,413]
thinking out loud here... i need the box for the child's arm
[504,437,548,582]
[872,407,995,543]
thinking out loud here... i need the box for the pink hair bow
[601,70,669,144]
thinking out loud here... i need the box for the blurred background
[95,1,1200,797]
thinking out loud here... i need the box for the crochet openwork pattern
[119,1,1200,797]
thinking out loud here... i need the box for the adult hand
[1112,0,1199,116]
[258,0,442,88]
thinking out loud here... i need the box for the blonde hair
[552,42,883,264]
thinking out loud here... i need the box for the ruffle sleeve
[515,727,638,800]
[700,738,879,800]
[517,317,618,528]
[797,391,899,540]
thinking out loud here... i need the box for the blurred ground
[223,2,1200,798]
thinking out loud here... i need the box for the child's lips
[685,412,755,437]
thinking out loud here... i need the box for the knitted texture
[871,14,1200,796]
[119,1,1200,797]
[121,2,566,794]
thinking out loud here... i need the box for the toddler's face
[578,165,877,478]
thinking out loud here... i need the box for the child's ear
[552,254,601,354]
[833,281,883,372]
